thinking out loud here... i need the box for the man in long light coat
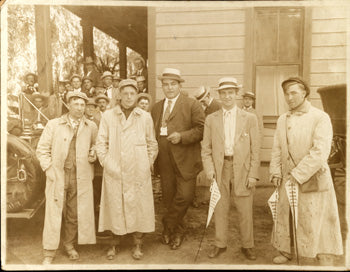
[36,91,97,265]
[96,79,158,260]
[269,77,343,265]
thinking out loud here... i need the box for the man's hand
[246,177,257,189]
[167,132,182,144]
[271,176,282,187]
[88,149,97,163]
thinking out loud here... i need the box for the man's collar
[222,105,237,114]
[59,113,88,125]
[287,100,311,116]
[165,93,180,104]
[243,105,253,110]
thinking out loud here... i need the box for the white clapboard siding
[309,6,348,110]
[155,7,245,101]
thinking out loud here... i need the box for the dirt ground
[5,185,346,268]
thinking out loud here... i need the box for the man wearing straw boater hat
[201,77,260,260]
[194,86,221,117]
[151,68,205,250]
[36,91,98,265]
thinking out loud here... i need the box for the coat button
[288,127,291,130]
[64,138,67,141]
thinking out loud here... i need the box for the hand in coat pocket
[246,177,257,189]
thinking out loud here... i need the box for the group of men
[27,64,342,266]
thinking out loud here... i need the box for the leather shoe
[208,245,227,258]
[170,233,184,250]
[162,228,171,245]
[241,247,257,260]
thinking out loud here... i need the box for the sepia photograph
[1,0,349,270]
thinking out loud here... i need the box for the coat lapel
[167,94,183,123]
[154,99,165,132]
[234,108,245,145]
[214,109,224,142]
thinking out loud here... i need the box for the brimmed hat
[158,68,185,83]
[134,56,145,66]
[137,93,152,103]
[119,79,138,92]
[136,76,146,82]
[217,77,242,91]
[84,56,95,65]
[242,91,256,100]
[281,77,310,97]
[82,75,93,83]
[94,93,110,103]
[70,74,82,82]
[101,71,113,80]
[66,91,88,102]
[86,98,97,106]
[194,86,210,102]
[58,79,69,85]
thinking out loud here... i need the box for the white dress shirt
[73,88,81,92]
[162,93,180,117]
[223,106,237,156]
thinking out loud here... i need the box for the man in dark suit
[151,68,205,250]
[194,86,221,116]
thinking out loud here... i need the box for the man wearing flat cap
[70,74,82,92]
[96,79,158,260]
[194,86,221,117]
[151,68,205,250]
[241,91,264,144]
[36,91,98,264]
[201,77,260,260]
[269,77,343,265]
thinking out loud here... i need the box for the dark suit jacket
[151,94,205,180]
[205,98,221,116]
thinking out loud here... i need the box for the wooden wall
[153,7,246,101]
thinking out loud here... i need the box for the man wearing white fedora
[202,77,260,260]
[151,68,205,250]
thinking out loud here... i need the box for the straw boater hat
[118,79,138,91]
[94,93,110,103]
[217,77,242,91]
[242,91,256,100]
[101,71,113,80]
[281,77,310,97]
[194,86,210,102]
[70,74,82,82]
[157,68,185,83]
[66,91,88,102]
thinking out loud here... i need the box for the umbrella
[194,179,221,262]
[285,179,299,264]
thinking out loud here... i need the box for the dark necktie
[161,100,172,127]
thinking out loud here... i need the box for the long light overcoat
[95,106,158,235]
[36,114,97,250]
[269,100,343,258]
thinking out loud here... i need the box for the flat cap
[119,79,138,91]
[281,77,310,97]
[66,91,88,102]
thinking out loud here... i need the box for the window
[253,7,304,118]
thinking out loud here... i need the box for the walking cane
[194,226,207,263]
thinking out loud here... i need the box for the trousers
[157,136,196,233]
[214,159,254,248]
